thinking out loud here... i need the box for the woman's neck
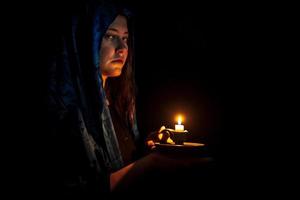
[102,75,107,88]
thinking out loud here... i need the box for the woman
[46,0,143,196]
[46,1,219,197]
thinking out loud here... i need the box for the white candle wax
[175,124,184,131]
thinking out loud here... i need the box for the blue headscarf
[47,0,135,194]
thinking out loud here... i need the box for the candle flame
[177,115,182,125]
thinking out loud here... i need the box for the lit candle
[175,115,184,131]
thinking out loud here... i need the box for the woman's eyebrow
[107,28,128,35]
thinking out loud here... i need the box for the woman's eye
[105,34,115,40]
[123,37,128,43]
[104,34,128,43]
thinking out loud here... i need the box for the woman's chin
[109,69,122,77]
[102,65,123,77]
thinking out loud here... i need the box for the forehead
[108,15,128,31]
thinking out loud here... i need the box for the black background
[128,1,265,153]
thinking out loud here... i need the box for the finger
[159,126,166,133]
[146,140,155,147]
[166,137,174,144]
[158,133,163,140]
[146,140,157,150]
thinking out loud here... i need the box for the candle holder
[159,128,188,145]
[170,130,188,145]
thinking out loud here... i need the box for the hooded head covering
[47,0,136,195]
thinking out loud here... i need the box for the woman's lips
[111,59,124,63]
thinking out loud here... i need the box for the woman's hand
[145,126,174,150]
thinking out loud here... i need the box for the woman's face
[99,15,129,78]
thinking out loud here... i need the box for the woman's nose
[115,39,127,55]
[116,48,126,56]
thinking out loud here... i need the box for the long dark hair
[104,12,136,128]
